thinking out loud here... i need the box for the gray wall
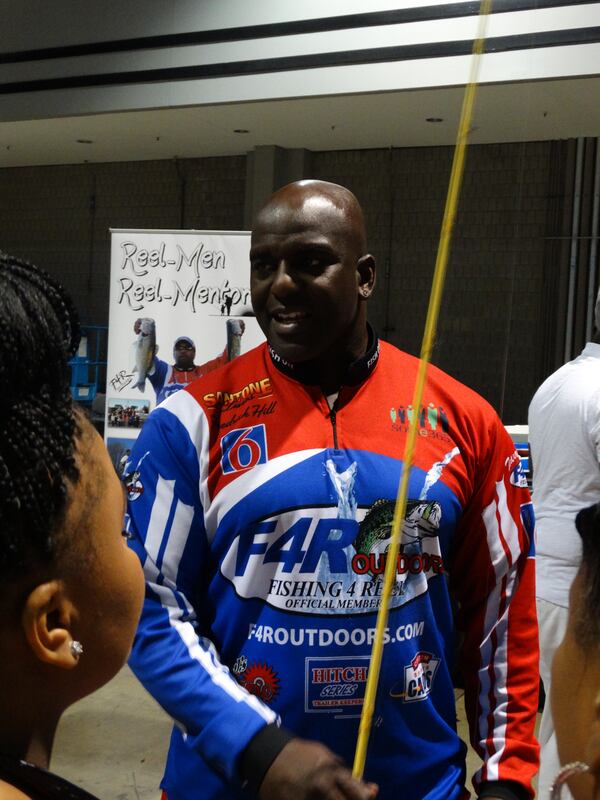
[0,140,573,422]
[310,141,568,423]
[0,155,247,324]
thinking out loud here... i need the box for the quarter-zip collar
[267,324,380,388]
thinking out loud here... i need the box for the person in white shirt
[528,288,600,799]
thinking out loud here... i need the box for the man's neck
[268,324,379,392]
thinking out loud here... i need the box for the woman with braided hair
[0,252,144,799]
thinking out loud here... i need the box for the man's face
[250,193,373,367]
[173,341,195,369]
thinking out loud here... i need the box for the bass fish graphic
[353,498,442,562]
[131,317,156,391]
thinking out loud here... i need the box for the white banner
[105,228,263,473]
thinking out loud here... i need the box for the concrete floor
[53,667,171,800]
[52,667,539,799]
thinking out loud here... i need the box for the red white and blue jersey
[148,350,228,405]
[126,335,538,800]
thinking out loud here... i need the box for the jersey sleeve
[147,356,168,391]
[198,346,229,376]
[125,391,279,782]
[449,414,539,798]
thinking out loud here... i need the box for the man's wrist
[239,723,295,795]
[478,779,529,800]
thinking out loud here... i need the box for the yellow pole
[353,0,492,779]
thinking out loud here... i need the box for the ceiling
[1,75,600,168]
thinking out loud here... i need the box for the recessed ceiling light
[76,138,93,144]
[426,117,444,123]
[233,129,249,134]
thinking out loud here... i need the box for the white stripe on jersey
[145,562,277,730]
[496,478,522,568]
[478,478,521,783]
[144,475,195,586]
[144,555,194,619]
[161,389,326,542]
[161,388,211,512]
[145,476,176,565]
[174,614,277,724]
[204,448,325,540]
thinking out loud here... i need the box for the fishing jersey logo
[351,498,444,578]
[390,651,440,702]
[203,377,272,409]
[521,501,536,556]
[390,402,450,441]
[221,424,268,474]
[220,400,278,431]
[232,656,280,703]
[506,451,528,488]
[305,656,369,716]
[122,450,150,501]
[220,450,460,616]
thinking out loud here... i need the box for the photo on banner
[105,228,264,473]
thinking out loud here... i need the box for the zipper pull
[329,402,339,450]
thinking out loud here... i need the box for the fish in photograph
[226,318,245,360]
[131,317,156,391]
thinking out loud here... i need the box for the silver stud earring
[70,640,84,659]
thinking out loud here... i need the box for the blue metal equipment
[69,325,107,405]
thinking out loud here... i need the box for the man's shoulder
[379,339,498,419]
[185,342,269,403]
[528,366,566,415]
[530,348,600,414]
[141,344,267,427]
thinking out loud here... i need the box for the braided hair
[0,251,82,576]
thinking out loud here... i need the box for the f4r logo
[221,424,268,474]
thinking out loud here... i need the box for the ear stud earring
[70,640,84,659]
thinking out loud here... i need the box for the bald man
[127,181,538,800]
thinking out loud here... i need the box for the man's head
[249,180,375,382]
[173,336,196,370]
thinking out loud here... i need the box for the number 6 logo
[221,424,268,475]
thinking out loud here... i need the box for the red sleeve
[196,347,229,377]
[450,415,539,798]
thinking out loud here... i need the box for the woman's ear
[21,581,80,669]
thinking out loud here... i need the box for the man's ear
[357,254,376,299]
[21,581,80,670]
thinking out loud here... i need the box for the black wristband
[478,779,530,800]
[239,723,295,796]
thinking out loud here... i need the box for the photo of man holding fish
[132,316,245,405]
[105,229,265,471]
